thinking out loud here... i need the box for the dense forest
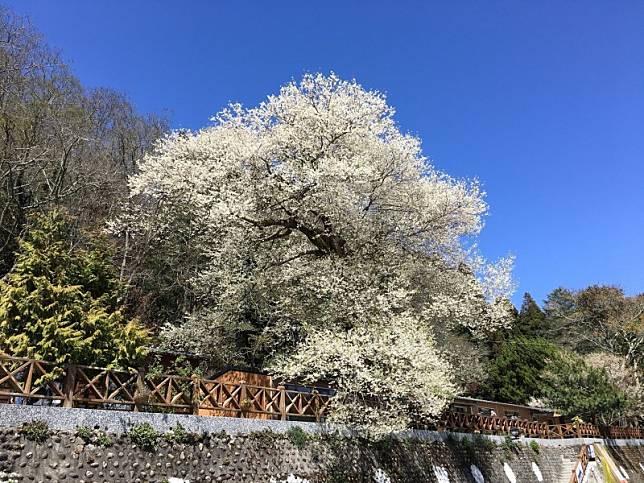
[0,6,641,436]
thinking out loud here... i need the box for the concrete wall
[0,405,642,482]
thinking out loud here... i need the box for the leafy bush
[529,440,540,454]
[164,423,194,444]
[128,422,159,450]
[96,432,113,447]
[75,425,113,447]
[75,426,93,441]
[500,436,520,458]
[286,425,309,449]
[20,420,49,443]
[471,434,496,451]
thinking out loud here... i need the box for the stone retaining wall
[0,405,642,482]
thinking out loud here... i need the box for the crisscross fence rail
[0,354,330,421]
[0,354,641,439]
[437,412,615,439]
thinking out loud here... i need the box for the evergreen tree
[516,292,547,337]
[543,352,629,425]
[482,336,557,404]
[0,211,148,373]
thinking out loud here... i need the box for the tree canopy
[119,73,515,433]
[0,6,167,281]
[482,336,557,405]
[542,352,629,425]
[0,211,148,371]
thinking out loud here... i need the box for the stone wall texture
[0,406,642,482]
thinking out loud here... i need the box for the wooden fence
[0,354,641,439]
[437,412,641,440]
[568,444,589,483]
[0,355,330,421]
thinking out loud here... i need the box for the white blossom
[270,314,456,438]
[119,73,515,435]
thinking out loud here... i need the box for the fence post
[312,389,320,422]
[62,365,76,408]
[239,380,247,418]
[278,385,287,421]
[191,375,200,416]
[134,369,145,412]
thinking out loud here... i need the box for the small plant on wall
[128,422,160,450]
[20,420,49,443]
[287,426,310,449]
[75,426,113,447]
[529,440,540,454]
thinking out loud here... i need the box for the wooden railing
[0,354,641,438]
[0,355,330,421]
[438,411,641,440]
[569,444,589,483]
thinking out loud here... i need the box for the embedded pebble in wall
[503,462,517,483]
[470,464,484,483]
[373,468,391,483]
[432,465,450,483]
[531,462,543,482]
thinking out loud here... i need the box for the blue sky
[7,1,643,307]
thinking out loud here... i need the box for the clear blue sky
[7,1,643,307]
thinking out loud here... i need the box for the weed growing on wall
[75,426,113,447]
[128,422,160,450]
[164,423,196,444]
[75,426,92,441]
[471,434,497,451]
[286,426,309,449]
[248,429,282,445]
[500,436,520,459]
[20,420,49,443]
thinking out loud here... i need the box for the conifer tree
[0,211,148,372]
[516,292,547,337]
[482,336,557,404]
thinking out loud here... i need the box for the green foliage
[542,352,629,424]
[20,420,49,442]
[483,336,558,404]
[248,429,282,444]
[146,355,204,381]
[500,435,520,458]
[96,432,113,447]
[516,293,547,337]
[75,426,93,441]
[0,211,148,375]
[146,354,204,394]
[163,423,194,444]
[459,436,477,460]
[286,425,309,449]
[459,435,471,450]
[529,440,540,454]
[128,422,160,450]
[471,434,496,451]
[75,426,112,447]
